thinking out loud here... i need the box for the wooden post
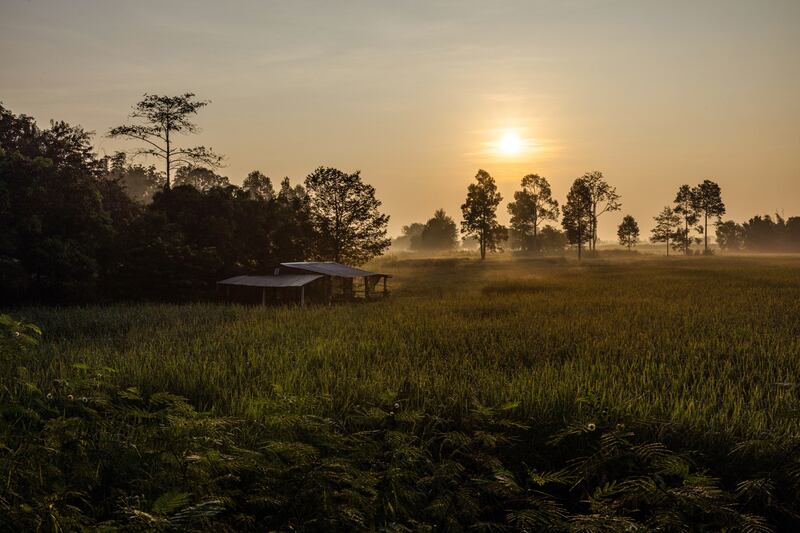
[364,276,369,300]
[261,288,266,306]
[300,286,305,307]
[225,286,230,302]
[383,276,388,297]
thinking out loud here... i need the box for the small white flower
[389,411,395,417]
[616,423,625,431]
[393,402,400,409]
[587,422,596,432]
[67,394,74,401]
[46,393,53,400]
[13,331,20,337]
[81,397,88,403]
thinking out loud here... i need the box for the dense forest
[0,101,390,303]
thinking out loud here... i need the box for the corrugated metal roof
[217,274,323,287]
[280,262,387,278]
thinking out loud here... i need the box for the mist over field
[2,0,800,530]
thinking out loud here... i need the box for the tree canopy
[507,173,559,253]
[305,166,391,265]
[461,169,507,260]
[617,215,640,250]
[108,93,223,190]
[561,178,593,259]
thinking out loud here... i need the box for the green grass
[16,254,800,438]
[5,254,800,530]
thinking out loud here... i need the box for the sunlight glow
[499,132,523,155]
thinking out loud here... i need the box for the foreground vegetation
[3,256,800,531]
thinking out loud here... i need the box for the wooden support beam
[383,276,388,296]
[300,285,305,307]
[261,287,266,306]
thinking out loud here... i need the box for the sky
[1,0,799,239]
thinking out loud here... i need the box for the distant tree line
[0,97,390,303]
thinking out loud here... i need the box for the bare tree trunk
[165,128,171,190]
[704,211,708,252]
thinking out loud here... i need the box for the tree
[673,185,699,255]
[561,178,592,260]
[507,174,559,252]
[305,166,390,265]
[415,209,458,251]
[394,223,424,251]
[691,179,725,253]
[460,169,507,260]
[581,171,621,251]
[0,104,118,300]
[617,215,640,251]
[650,206,680,256]
[538,225,568,253]
[108,93,223,190]
[173,165,230,191]
[104,152,162,204]
[715,220,744,251]
[242,170,275,200]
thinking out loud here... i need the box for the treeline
[409,168,796,259]
[716,215,800,252]
[0,99,390,303]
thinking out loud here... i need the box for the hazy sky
[2,0,799,238]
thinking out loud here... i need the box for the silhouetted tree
[581,171,621,251]
[0,104,119,300]
[108,93,223,190]
[617,215,640,251]
[242,170,275,200]
[650,206,680,256]
[691,179,725,253]
[394,223,424,251]
[673,185,700,255]
[537,225,568,253]
[461,169,507,260]
[173,165,230,191]
[715,220,744,251]
[507,174,559,253]
[561,178,592,260]
[305,166,390,264]
[415,209,458,251]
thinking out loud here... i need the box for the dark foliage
[2,316,798,531]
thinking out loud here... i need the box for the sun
[497,131,525,155]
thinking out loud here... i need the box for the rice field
[17,254,800,439]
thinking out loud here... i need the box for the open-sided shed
[217,274,324,306]
[279,262,390,300]
[217,262,390,306]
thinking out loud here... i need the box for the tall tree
[507,173,559,253]
[650,206,680,256]
[673,185,699,255]
[242,170,275,200]
[461,169,507,260]
[305,166,390,265]
[416,209,458,251]
[561,178,593,260]
[581,171,621,251]
[617,215,640,251]
[108,93,223,190]
[691,179,726,253]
